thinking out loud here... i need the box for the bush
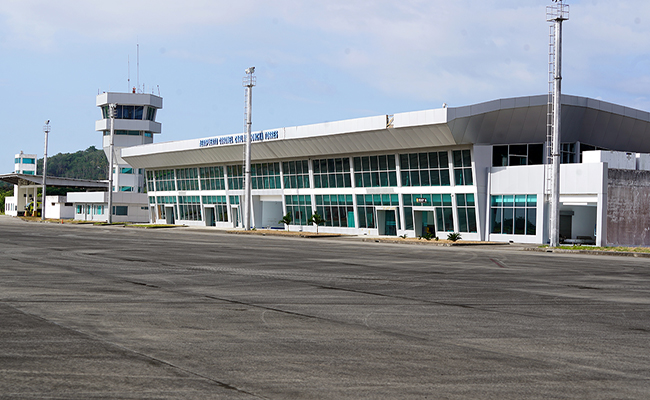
[447,232,462,242]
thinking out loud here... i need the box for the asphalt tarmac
[0,215,649,399]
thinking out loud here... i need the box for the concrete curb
[524,247,650,258]
[359,238,512,246]
[226,230,343,238]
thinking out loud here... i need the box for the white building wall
[487,163,608,245]
[44,195,74,219]
[583,150,636,170]
[4,196,17,216]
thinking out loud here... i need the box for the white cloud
[0,0,261,49]
[1,0,648,107]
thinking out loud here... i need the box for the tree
[308,212,326,234]
[0,187,12,215]
[279,212,293,232]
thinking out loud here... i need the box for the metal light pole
[242,67,256,230]
[107,104,116,223]
[546,0,569,247]
[41,120,50,220]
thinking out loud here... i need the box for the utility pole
[242,67,256,230]
[41,120,50,220]
[107,104,116,223]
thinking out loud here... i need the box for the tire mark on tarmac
[2,302,269,399]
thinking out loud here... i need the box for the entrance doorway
[165,206,175,225]
[231,205,240,228]
[377,209,398,236]
[560,214,572,241]
[205,207,216,227]
[414,210,436,237]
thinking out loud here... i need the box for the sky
[1,0,649,173]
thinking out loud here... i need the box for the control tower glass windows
[102,105,146,120]
[114,105,144,120]
[146,107,157,121]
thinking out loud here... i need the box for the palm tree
[279,212,293,232]
[308,212,326,234]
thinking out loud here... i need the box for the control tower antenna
[137,43,140,93]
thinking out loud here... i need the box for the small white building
[66,191,149,223]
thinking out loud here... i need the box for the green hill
[37,146,108,181]
[1,147,109,211]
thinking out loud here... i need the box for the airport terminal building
[121,94,650,247]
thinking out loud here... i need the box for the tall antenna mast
[546,0,569,247]
[137,43,140,94]
[128,55,130,91]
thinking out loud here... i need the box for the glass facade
[400,151,451,187]
[357,194,399,229]
[313,158,351,188]
[146,171,155,192]
[176,168,200,191]
[154,169,176,191]
[490,195,537,235]
[452,150,473,186]
[456,194,477,233]
[251,162,281,190]
[177,196,202,221]
[203,195,228,222]
[285,195,312,225]
[353,155,397,187]
[227,165,244,190]
[402,194,454,232]
[156,196,177,219]
[142,146,488,237]
[200,166,226,190]
[282,160,310,189]
[315,194,355,228]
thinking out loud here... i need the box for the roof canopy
[0,173,108,190]
[120,94,650,169]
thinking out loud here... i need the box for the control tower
[95,91,163,193]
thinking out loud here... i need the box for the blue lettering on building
[199,130,280,148]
